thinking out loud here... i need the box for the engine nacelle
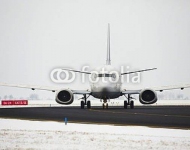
[55,89,74,105]
[139,89,157,104]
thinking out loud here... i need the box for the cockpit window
[98,74,103,77]
[98,74,116,78]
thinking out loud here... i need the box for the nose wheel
[103,103,108,109]
[102,99,108,109]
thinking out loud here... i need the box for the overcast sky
[0,0,190,99]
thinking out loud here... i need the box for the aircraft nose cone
[102,87,109,92]
[100,86,114,92]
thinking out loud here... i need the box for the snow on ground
[0,119,190,150]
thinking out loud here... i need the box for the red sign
[1,100,28,106]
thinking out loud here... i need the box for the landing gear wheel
[103,103,108,109]
[124,101,127,109]
[106,103,108,109]
[103,103,105,109]
[130,101,134,109]
[87,101,91,109]
[81,101,85,109]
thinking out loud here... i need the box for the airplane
[0,24,190,109]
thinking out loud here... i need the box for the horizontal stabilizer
[62,68,91,74]
[121,68,157,75]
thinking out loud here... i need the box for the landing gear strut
[124,94,134,109]
[80,94,91,109]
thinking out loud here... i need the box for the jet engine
[139,89,157,104]
[55,89,74,105]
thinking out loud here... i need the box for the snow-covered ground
[0,119,190,150]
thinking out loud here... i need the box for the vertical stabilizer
[106,23,111,65]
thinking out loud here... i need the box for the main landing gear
[80,94,91,109]
[124,94,134,109]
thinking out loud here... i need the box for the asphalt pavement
[0,106,190,129]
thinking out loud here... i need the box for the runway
[0,106,190,129]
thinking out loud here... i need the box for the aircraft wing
[122,84,190,95]
[152,84,190,92]
[0,82,91,95]
[72,90,91,95]
[121,68,157,75]
[122,90,141,94]
[0,82,59,92]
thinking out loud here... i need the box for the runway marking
[89,109,190,118]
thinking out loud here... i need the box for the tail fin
[106,23,111,65]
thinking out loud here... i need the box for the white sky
[0,0,190,99]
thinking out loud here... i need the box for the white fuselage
[90,65,122,99]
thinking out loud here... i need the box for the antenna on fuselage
[106,23,111,65]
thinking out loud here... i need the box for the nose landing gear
[102,99,108,109]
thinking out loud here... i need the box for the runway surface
[0,106,190,129]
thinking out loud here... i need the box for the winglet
[106,23,111,65]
